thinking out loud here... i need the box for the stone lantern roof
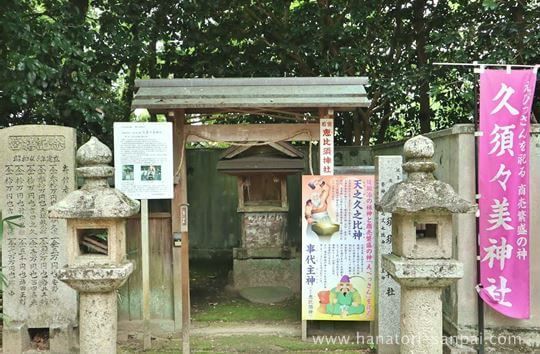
[376,135,475,215]
[49,137,140,219]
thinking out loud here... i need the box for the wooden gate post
[168,110,191,352]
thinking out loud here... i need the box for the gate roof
[131,77,370,114]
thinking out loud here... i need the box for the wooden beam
[131,96,371,110]
[127,212,171,219]
[318,108,334,119]
[137,107,356,115]
[185,124,320,143]
[188,107,312,117]
[186,109,314,123]
[268,142,302,157]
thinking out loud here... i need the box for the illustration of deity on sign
[317,275,365,318]
[304,178,340,238]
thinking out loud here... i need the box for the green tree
[0,0,125,144]
[2,0,539,144]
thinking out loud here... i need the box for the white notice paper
[113,122,174,199]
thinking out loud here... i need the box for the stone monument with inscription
[374,156,402,353]
[0,125,78,353]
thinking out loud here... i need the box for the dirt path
[191,321,301,337]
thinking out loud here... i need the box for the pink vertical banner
[478,69,537,319]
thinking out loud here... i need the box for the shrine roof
[217,142,305,174]
[131,77,370,114]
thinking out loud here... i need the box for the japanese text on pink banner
[478,69,536,319]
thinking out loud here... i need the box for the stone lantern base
[383,254,464,354]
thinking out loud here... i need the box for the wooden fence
[118,213,174,321]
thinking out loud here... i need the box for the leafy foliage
[0,0,125,144]
[0,212,23,236]
[1,0,539,145]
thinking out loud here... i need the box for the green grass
[189,258,300,322]
[193,297,300,322]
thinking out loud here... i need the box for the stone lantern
[376,135,475,354]
[49,137,139,354]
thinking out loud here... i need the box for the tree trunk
[357,109,372,146]
[122,59,138,122]
[148,37,158,122]
[121,24,140,122]
[511,1,525,64]
[377,103,391,144]
[413,0,431,134]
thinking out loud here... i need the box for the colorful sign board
[113,122,174,200]
[478,69,537,319]
[302,175,375,321]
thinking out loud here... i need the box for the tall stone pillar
[374,156,402,354]
[79,291,117,352]
[376,135,475,354]
[49,137,140,354]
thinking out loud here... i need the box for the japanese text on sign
[477,69,537,319]
[320,119,334,176]
[302,175,375,321]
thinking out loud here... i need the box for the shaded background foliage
[1,0,539,145]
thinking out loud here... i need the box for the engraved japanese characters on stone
[8,135,65,151]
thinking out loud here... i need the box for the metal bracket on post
[173,232,182,247]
